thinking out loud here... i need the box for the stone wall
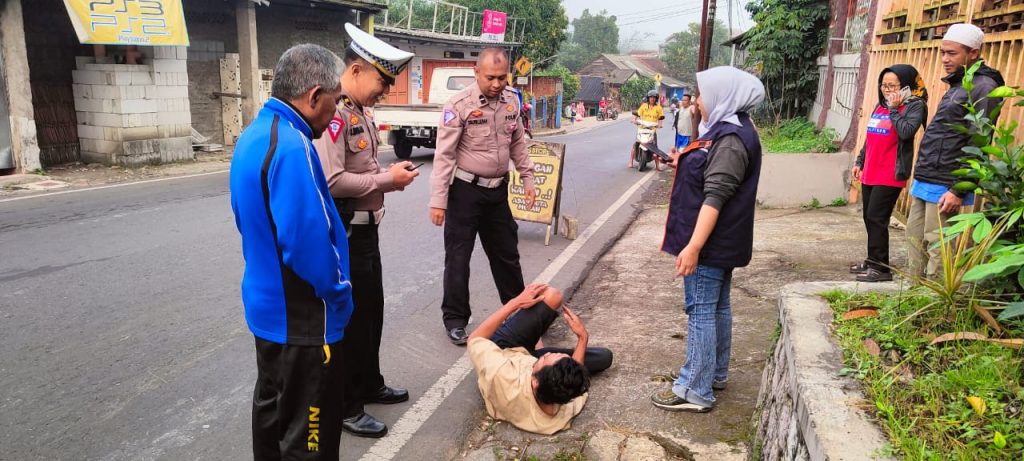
[72,47,192,166]
[255,6,357,68]
[753,282,895,461]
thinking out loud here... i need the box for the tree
[620,76,657,110]
[660,21,730,83]
[556,9,619,72]
[744,0,830,119]
[452,0,568,66]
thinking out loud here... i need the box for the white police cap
[345,23,414,84]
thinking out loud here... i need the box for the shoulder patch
[328,116,344,142]
[442,108,458,126]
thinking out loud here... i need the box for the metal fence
[374,0,525,43]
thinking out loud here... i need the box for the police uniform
[429,82,535,341]
[312,22,414,437]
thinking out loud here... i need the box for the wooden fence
[853,0,1024,220]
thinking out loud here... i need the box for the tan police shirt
[429,85,534,209]
[313,94,396,211]
[467,337,587,435]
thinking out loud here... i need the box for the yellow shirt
[636,103,664,124]
[467,337,587,435]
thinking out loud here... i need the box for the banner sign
[480,10,507,42]
[509,140,565,226]
[63,0,190,46]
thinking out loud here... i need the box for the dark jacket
[913,63,1005,193]
[855,98,926,181]
[662,113,762,269]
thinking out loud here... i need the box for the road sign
[655,73,662,83]
[517,76,529,85]
[515,56,533,76]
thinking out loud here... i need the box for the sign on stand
[63,0,190,46]
[508,140,566,246]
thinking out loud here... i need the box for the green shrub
[760,118,839,153]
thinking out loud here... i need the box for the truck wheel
[394,137,413,159]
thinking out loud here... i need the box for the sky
[560,0,754,51]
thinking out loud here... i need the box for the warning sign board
[509,140,565,233]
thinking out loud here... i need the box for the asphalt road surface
[0,118,675,460]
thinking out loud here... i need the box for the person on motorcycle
[598,97,608,120]
[631,90,665,168]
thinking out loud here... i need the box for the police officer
[429,47,536,345]
[313,23,417,438]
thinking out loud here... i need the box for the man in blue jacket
[229,44,351,460]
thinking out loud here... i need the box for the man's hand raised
[510,283,548,310]
[562,305,588,341]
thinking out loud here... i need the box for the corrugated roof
[607,69,637,85]
[597,53,686,87]
[576,76,605,102]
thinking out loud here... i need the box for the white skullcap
[944,23,985,50]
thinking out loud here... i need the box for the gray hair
[271,44,344,101]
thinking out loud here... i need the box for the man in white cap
[906,22,1005,279]
[313,23,417,438]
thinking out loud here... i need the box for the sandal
[849,262,868,274]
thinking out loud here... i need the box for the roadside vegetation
[759,118,839,153]
[822,64,1024,460]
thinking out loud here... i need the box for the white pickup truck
[375,67,477,159]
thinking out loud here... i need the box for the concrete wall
[255,5,357,68]
[754,282,895,461]
[757,153,851,208]
[183,0,239,145]
[72,48,192,166]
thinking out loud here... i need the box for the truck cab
[375,67,478,159]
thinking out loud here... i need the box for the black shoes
[368,385,409,404]
[447,327,468,345]
[857,268,893,282]
[342,412,388,438]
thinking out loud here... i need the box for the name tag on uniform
[349,126,364,136]
[467,119,488,126]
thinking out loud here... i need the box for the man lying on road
[467,284,613,434]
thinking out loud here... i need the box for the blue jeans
[672,264,733,407]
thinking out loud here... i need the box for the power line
[612,4,699,18]
[616,8,703,26]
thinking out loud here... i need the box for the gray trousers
[905,197,956,278]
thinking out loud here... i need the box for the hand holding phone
[406,162,425,171]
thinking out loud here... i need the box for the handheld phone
[406,162,425,171]
[899,86,911,101]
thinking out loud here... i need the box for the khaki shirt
[467,337,587,435]
[313,94,396,211]
[429,85,534,209]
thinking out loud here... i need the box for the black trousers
[442,179,526,331]
[861,184,903,272]
[339,218,387,418]
[252,338,344,461]
[492,302,613,374]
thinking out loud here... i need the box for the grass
[760,118,839,153]
[821,288,1024,460]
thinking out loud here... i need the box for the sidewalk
[457,173,898,460]
[534,115,616,138]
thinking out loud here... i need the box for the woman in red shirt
[850,65,928,282]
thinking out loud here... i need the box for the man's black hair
[682,94,692,100]
[534,357,590,405]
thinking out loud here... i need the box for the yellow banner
[63,0,189,46]
[509,140,565,225]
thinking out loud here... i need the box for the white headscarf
[695,67,766,137]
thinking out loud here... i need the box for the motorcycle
[596,107,619,121]
[629,117,671,172]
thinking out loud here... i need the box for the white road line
[360,169,658,461]
[0,170,229,204]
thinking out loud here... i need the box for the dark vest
[661,113,762,269]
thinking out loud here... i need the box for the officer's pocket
[467,123,491,138]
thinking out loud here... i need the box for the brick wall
[255,6,358,68]
[183,0,237,146]
[72,47,192,166]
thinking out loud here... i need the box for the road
[0,118,674,460]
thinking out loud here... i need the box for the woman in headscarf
[652,67,765,413]
[850,65,927,282]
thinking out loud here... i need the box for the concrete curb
[755,281,897,460]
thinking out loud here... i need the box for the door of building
[421,59,475,103]
[380,67,410,105]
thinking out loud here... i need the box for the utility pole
[697,0,718,72]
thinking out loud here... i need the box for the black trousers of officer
[252,338,344,461]
[339,214,386,418]
[442,178,526,331]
